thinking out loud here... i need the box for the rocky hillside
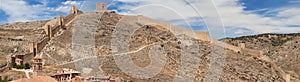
[0,20,49,79]
[0,21,48,56]
[0,11,299,81]
[223,33,300,81]
[38,11,297,82]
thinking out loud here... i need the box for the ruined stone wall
[226,43,242,52]
[194,32,211,41]
[136,15,211,41]
[52,25,61,36]
[242,48,261,57]
[64,14,76,25]
[37,37,50,52]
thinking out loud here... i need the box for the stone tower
[71,5,78,15]
[32,55,43,71]
[45,25,53,39]
[57,14,64,27]
[29,42,38,56]
[95,2,107,11]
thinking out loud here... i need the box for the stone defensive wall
[37,37,50,52]
[135,15,264,57]
[64,13,79,24]
[16,5,81,64]
[136,15,211,41]
[242,48,261,57]
[51,25,61,36]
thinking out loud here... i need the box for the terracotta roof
[12,76,57,82]
[71,76,82,82]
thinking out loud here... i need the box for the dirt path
[56,41,168,66]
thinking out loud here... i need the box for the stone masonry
[95,2,107,11]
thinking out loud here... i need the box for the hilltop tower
[57,14,64,27]
[71,5,78,15]
[95,2,107,11]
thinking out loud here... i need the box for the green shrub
[12,63,30,69]
[24,62,31,69]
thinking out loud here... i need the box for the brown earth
[0,11,299,82]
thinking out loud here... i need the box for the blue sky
[0,0,299,38]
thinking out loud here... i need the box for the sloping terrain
[0,21,48,56]
[223,34,300,81]
[39,11,293,81]
[0,20,50,79]
[0,10,299,81]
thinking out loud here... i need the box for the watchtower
[45,25,53,39]
[29,42,38,56]
[71,5,78,15]
[95,2,107,11]
[57,14,64,27]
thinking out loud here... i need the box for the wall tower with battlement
[95,3,107,11]
[29,42,38,56]
[71,5,78,15]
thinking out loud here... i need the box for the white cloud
[113,0,300,38]
[0,0,51,23]
[54,1,83,13]
[54,6,71,12]
[1,0,299,38]
[63,1,81,5]
[234,30,245,35]
[289,0,300,3]
[0,0,83,23]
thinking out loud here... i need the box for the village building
[31,55,43,71]
[71,76,81,82]
[51,68,80,82]
[11,54,24,65]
